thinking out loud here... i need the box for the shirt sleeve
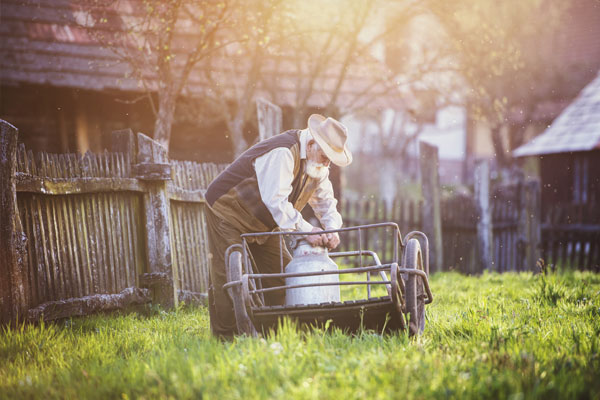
[254,148,314,232]
[308,170,343,230]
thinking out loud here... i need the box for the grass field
[1,271,599,399]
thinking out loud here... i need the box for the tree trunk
[292,109,307,129]
[227,116,249,158]
[490,125,510,169]
[379,157,397,210]
[153,90,177,151]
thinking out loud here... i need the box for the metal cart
[223,223,433,336]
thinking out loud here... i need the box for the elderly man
[204,114,352,337]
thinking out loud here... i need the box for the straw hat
[307,114,353,167]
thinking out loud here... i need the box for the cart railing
[240,222,405,274]
[223,263,433,306]
[231,223,432,308]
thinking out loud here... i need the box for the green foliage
[1,272,599,399]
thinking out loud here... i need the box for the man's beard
[305,159,328,179]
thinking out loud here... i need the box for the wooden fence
[340,163,543,274]
[2,118,598,324]
[1,121,227,324]
[340,197,421,266]
[541,202,600,271]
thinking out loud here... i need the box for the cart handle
[240,222,401,239]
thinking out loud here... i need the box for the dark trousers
[205,206,292,337]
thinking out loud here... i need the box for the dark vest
[206,130,319,232]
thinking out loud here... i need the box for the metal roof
[513,71,600,157]
[0,0,405,111]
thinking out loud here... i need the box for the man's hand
[306,227,340,250]
[322,232,340,250]
[306,227,326,247]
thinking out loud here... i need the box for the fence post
[519,179,541,270]
[0,120,29,324]
[256,98,282,141]
[419,141,443,272]
[111,129,136,165]
[134,132,178,308]
[475,160,493,272]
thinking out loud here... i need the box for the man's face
[306,140,330,179]
[307,140,331,167]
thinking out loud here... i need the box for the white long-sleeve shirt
[253,129,342,232]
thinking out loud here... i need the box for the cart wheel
[404,238,426,336]
[227,251,257,337]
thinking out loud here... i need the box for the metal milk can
[285,239,340,305]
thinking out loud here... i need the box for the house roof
[513,71,600,157]
[0,0,404,112]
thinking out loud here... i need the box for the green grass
[1,271,599,399]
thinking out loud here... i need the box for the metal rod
[246,264,391,279]
[223,266,433,304]
[395,268,434,304]
[394,225,399,263]
[279,234,284,273]
[240,222,400,239]
[249,280,393,295]
[330,250,389,284]
[242,238,248,275]
[358,227,363,269]
[329,250,380,262]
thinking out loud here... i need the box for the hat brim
[308,114,353,167]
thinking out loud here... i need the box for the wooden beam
[519,179,541,270]
[178,290,207,305]
[475,160,493,271]
[137,132,178,308]
[166,186,206,203]
[419,141,443,272]
[256,98,282,141]
[0,120,29,324]
[16,175,144,194]
[27,287,151,321]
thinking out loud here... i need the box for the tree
[199,0,285,156]
[261,0,428,126]
[75,0,266,151]
[423,0,572,170]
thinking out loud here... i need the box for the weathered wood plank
[35,194,56,300]
[20,198,38,307]
[16,175,144,194]
[0,120,29,324]
[475,160,493,272]
[188,206,205,291]
[178,290,208,305]
[117,193,132,288]
[102,192,118,293]
[256,97,282,141]
[27,287,151,322]
[166,185,206,203]
[61,195,78,298]
[137,132,177,308]
[46,197,65,299]
[29,196,47,304]
[185,207,198,292]
[72,195,88,297]
[419,142,443,273]
[77,194,93,296]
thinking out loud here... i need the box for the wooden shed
[514,71,600,269]
[514,71,600,210]
[0,0,400,162]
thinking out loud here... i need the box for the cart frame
[223,222,433,336]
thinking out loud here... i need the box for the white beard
[305,159,329,180]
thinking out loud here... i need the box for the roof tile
[513,71,600,157]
